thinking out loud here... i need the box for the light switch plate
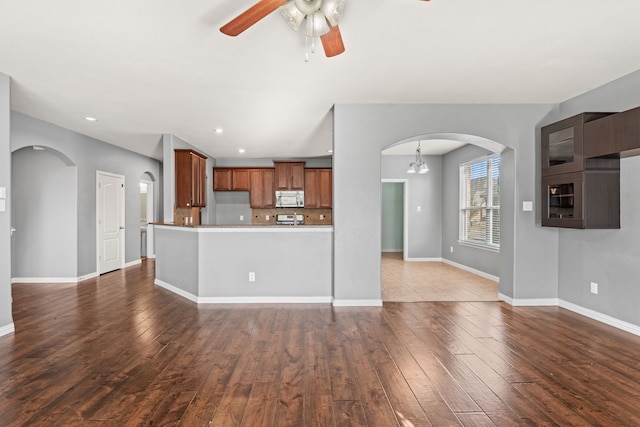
[0,187,6,199]
[523,201,533,212]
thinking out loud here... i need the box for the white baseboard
[442,259,499,283]
[0,323,15,337]
[559,299,640,337]
[12,277,82,284]
[197,296,333,304]
[155,279,333,305]
[154,279,198,303]
[78,272,98,282]
[332,299,383,307]
[124,259,142,268]
[499,294,640,337]
[405,257,444,262]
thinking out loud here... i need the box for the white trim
[332,299,383,307]
[155,279,333,305]
[499,295,559,306]
[124,259,142,268]
[442,258,499,283]
[12,277,80,284]
[154,279,198,303]
[197,296,333,304]
[559,300,640,337]
[405,257,444,262]
[78,272,99,282]
[0,323,15,337]
[153,225,333,233]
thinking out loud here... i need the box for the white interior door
[97,171,125,274]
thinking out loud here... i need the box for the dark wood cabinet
[542,171,619,229]
[249,168,275,208]
[584,106,640,158]
[304,168,332,208]
[213,168,250,191]
[175,149,207,208]
[541,113,612,176]
[274,162,305,190]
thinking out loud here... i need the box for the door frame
[140,178,155,258]
[96,170,125,274]
[381,179,408,260]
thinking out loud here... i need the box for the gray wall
[161,133,216,225]
[0,73,12,330]
[333,104,557,302]
[381,182,403,252]
[381,155,442,258]
[442,144,500,277]
[11,112,162,277]
[552,69,640,326]
[12,147,77,278]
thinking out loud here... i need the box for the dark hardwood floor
[2,260,640,426]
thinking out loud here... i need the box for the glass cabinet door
[542,173,584,228]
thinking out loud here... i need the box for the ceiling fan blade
[220,0,288,36]
[321,24,345,57]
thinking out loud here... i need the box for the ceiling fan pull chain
[305,35,310,62]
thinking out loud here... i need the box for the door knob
[119,226,125,230]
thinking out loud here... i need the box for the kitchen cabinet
[542,171,619,229]
[584,106,640,158]
[541,112,613,176]
[213,168,250,191]
[249,168,275,208]
[175,149,207,208]
[274,161,305,190]
[304,168,332,208]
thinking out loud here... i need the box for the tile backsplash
[252,208,332,225]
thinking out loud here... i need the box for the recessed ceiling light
[84,116,97,122]
[238,148,246,154]
[214,128,224,134]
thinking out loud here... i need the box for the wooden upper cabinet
[304,168,332,208]
[213,168,250,191]
[541,113,612,176]
[249,168,275,208]
[175,149,207,208]
[584,106,640,158]
[274,161,305,190]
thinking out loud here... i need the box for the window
[459,155,500,250]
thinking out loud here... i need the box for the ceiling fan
[220,0,431,58]
[220,0,347,58]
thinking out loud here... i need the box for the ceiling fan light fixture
[305,11,330,37]
[293,0,323,15]
[280,1,305,31]
[407,163,417,174]
[321,0,347,26]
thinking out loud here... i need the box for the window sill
[457,240,500,253]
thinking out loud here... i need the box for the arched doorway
[139,172,156,259]
[380,134,506,302]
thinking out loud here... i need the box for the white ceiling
[2,0,640,161]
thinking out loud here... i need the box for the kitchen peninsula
[154,224,333,303]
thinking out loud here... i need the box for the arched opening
[380,133,508,302]
[11,145,78,281]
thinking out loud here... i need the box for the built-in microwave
[275,190,304,208]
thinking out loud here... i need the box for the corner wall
[0,73,13,334]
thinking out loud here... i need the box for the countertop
[152,222,333,229]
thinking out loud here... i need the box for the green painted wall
[381,182,403,252]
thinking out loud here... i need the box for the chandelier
[407,141,429,174]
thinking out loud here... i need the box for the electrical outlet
[240,215,244,221]
[450,246,454,253]
[417,206,421,212]
[249,272,255,282]
[320,214,325,220]
[590,282,598,294]
[266,215,270,220]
